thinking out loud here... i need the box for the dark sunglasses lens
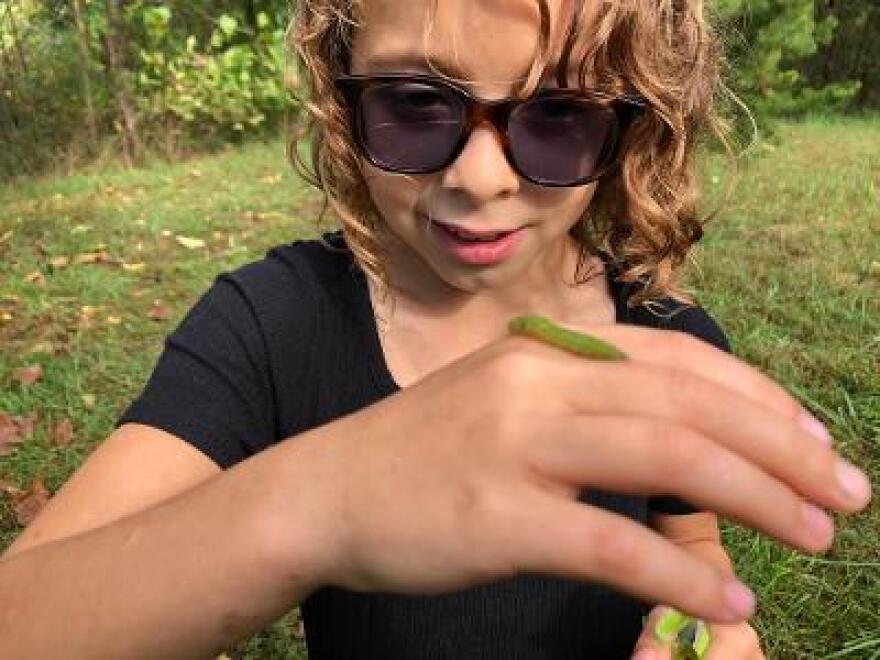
[358,82,463,172]
[509,97,617,185]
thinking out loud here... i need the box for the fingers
[508,324,807,423]
[554,361,871,515]
[511,492,756,624]
[526,415,836,553]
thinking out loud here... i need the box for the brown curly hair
[287,0,733,311]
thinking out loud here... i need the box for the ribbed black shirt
[117,231,731,659]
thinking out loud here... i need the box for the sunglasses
[335,72,646,188]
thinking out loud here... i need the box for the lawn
[1,116,878,658]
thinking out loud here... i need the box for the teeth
[447,226,504,242]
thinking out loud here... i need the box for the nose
[440,121,521,202]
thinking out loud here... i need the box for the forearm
[0,434,331,659]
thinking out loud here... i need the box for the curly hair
[287,0,734,311]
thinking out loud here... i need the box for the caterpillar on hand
[508,315,711,659]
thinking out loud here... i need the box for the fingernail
[799,412,832,445]
[836,459,871,505]
[632,649,657,660]
[724,580,755,618]
[802,501,834,545]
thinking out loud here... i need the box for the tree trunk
[104,0,141,166]
[71,0,99,149]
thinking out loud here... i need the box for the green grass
[1,117,878,658]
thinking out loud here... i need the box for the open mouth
[435,223,517,243]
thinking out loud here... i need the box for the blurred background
[0,1,878,658]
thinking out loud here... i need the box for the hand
[631,605,765,659]
[285,325,871,624]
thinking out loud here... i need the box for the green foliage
[711,0,860,136]
[134,5,292,142]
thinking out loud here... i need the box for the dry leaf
[72,251,110,265]
[70,224,92,235]
[24,270,45,285]
[53,418,74,447]
[175,235,206,250]
[0,413,36,457]
[0,230,13,244]
[81,393,96,409]
[49,255,70,269]
[148,301,172,321]
[105,316,122,326]
[122,262,146,272]
[0,312,12,323]
[26,341,55,356]
[0,478,20,496]
[11,478,51,527]
[12,364,43,385]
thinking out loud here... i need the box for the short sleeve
[115,274,275,469]
[647,304,732,515]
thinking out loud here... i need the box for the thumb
[632,605,684,660]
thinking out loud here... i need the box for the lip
[432,221,524,238]
[427,220,526,266]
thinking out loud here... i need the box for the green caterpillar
[507,315,628,360]
[507,314,711,659]
[654,609,712,659]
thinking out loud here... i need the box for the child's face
[351,0,599,296]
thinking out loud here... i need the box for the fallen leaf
[105,315,122,326]
[80,305,99,319]
[122,262,146,272]
[261,174,282,185]
[72,251,111,265]
[0,478,20,496]
[70,225,92,235]
[26,341,55,355]
[53,418,74,446]
[175,235,205,250]
[11,478,51,527]
[24,270,45,285]
[148,300,172,321]
[0,413,36,457]
[49,255,70,269]
[81,393,96,409]
[0,312,12,323]
[12,364,43,385]
[0,230,13,244]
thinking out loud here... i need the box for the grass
[1,116,878,658]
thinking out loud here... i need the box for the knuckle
[589,520,642,577]
[648,423,704,482]
[663,367,705,411]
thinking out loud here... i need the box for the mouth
[431,221,521,243]
[424,217,527,266]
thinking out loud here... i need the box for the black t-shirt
[116,230,732,659]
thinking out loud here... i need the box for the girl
[0,1,870,658]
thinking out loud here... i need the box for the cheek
[527,182,599,226]
[362,161,425,220]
